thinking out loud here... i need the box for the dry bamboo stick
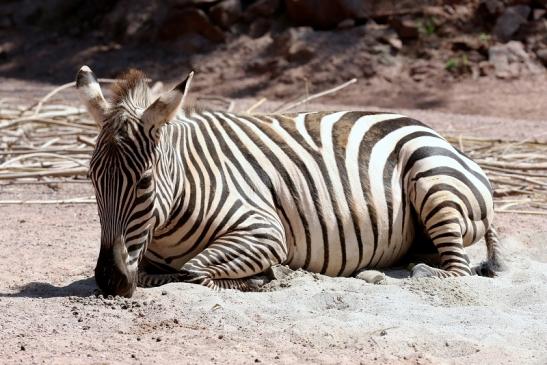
[495,209,547,215]
[489,177,528,187]
[0,148,93,155]
[482,165,547,178]
[31,78,117,115]
[0,167,88,180]
[274,78,357,113]
[446,136,547,145]
[477,160,547,170]
[246,97,267,114]
[76,135,96,147]
[499,153,547,160]
[496,200,533,210]
[197,95,235,112]
[487,171,547,187]
[0,197,95,205]
[0,152,88,168]
[0,116,97,131]
[0,179,90,185]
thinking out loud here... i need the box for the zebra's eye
[136,171,153,190]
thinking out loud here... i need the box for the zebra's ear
[141,72,193,137]
[76,66,109,127]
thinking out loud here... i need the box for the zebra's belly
[282,207,416,277]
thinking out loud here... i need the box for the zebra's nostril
[94,265,136,297]
[95,247,136,297]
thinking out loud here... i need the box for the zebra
[76,66,505,297]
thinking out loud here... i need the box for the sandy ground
[1,100,547,364]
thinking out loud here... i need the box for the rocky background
[0,0,546,101]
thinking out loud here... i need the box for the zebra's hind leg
[411,220,472,279]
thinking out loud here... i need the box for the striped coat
[77,67,504,297]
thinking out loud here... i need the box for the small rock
[451,35,484,51]
[479,60,494,76]
[246,58,284,74]
[20,345,25,351]
[390,16,419,39]
[489,41,543,78]
[533,9,546,21]
[337,18,355,29]
[271,27,314,56]
[285,0,367,29]
[246,0,280,18]
[249,18,272,38]
[287,42,315,64]
[409,60,433,81]
[209,0,242,29]
[173,318,179,324]
[218,334,224,339]
[480,0,504,16]
[536,48,547,67]
[379,329,387,336]
[493,5,531,42]
[161,290,167,296]
[156,337,162,342]
[387,37,402,50]
[159,8,225,43]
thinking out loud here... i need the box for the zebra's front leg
[182,233,287,290]
[138,256,278,290]
[137,270,260,290]
[138,271,194,288]
[140,226,287,290]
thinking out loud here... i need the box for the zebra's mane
[110,69,152,109]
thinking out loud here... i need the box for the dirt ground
[1,78,546,364]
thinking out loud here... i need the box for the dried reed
[1,81,545,215]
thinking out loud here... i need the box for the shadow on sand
[0,277,96,298]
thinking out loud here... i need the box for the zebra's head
[76,66,190,297]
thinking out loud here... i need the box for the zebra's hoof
[472,262,496,277]
[246,275,273,290]
[411,263,436,278]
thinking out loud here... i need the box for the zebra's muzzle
[94,241,137,297]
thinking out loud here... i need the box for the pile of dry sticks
[0,79,546,215]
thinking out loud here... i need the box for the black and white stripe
[78,67,504,296]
